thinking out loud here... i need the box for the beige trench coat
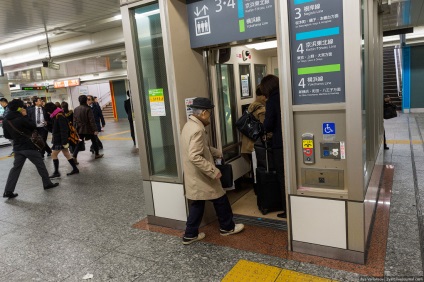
[181,116,225,200]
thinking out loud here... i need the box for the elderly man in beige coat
[181,97,244,245]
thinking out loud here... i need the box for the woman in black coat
[44,103,79,178]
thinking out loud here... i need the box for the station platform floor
[0,114,422,281]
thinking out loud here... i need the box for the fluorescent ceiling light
[0,34,48,52]
[135,9,160,18]
[245,40,277,50]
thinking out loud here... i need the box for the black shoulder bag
[7,120,46,151]
[235,105,264,141]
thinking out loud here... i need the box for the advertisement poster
[149,88,166,117]
[241,75,250,97]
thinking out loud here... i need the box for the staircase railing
[394,47,403,97]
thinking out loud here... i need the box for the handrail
[394,47,403,97]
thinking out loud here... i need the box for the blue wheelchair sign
[323,123,335,135]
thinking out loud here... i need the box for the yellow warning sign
[222,260,338,282]
[303,140,314,149]
[222,260,281,282]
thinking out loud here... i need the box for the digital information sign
[187,0,276,48]
[21,86,47,91]
[288,0,345,105]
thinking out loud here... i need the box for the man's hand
[94,131,99,135]
[215,172,222,179]
[21,109,27,116]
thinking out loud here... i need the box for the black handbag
[216,162,233,189]
[78,140,86,151]
[7,121,46,151]
[235,105,264,141]
[384,103,397,119]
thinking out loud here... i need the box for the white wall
[69,82,111,109]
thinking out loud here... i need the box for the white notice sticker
[340,141,345,159]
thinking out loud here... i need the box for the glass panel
[217,64,239,161]
[239,64,252,99]
[254,64,267,89]
[133,3,178,178]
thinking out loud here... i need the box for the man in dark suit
[124,91,136,146]
[27,97,52,158]
[87,95,105,150]
[3,99,59,198]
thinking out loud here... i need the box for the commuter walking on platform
[62,101,75,153]
[27,97,52,159]
[1,98,14,157]
[0,98,10,119]
[44,103,79,178]
[2,99,59,199]
[87,95,105,151]
[261,75,286,218]
[181,97,244,245]
[124,91,136,146]
[72,95,103,163]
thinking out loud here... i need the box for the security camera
[242,50,250,61]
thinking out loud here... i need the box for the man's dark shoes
[67,169,79,176]
[44,183,59,190]
[384,146,390,150]
[3,192,18,199]
[49,172,61,179]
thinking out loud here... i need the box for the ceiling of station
[0,0,121,45]
[382,0,424,31]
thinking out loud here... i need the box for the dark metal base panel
[147,215,186,230]
[292,241,365,264]
[233,214,288,230]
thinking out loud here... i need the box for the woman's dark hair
[44,102,57,114]
[259,75,279,98]
[61,101,69,112]
[8,99,24,111]
[78,95,88,105]
[256,85,263,97]
[55,102,62,109]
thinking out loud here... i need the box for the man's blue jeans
[184,194,235,238]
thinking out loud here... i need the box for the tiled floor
[133,165,392,277]
[0,115,423,281]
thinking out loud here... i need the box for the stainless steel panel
[147,215,186,230]
[301,168,344,189]
[292,241,365,264]
[143,181,155,216]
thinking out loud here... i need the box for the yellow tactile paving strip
[222,260,336,282]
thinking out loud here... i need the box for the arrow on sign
[194,5,209,17]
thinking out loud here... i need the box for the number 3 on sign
[295,8,302,19]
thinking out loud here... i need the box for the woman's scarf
[50,108,64,119]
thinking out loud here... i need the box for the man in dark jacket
[124,91,136,146]
[87,95,105,150]
[72,95,103,162]
[27,97,52,158]
[2,100,59,199]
